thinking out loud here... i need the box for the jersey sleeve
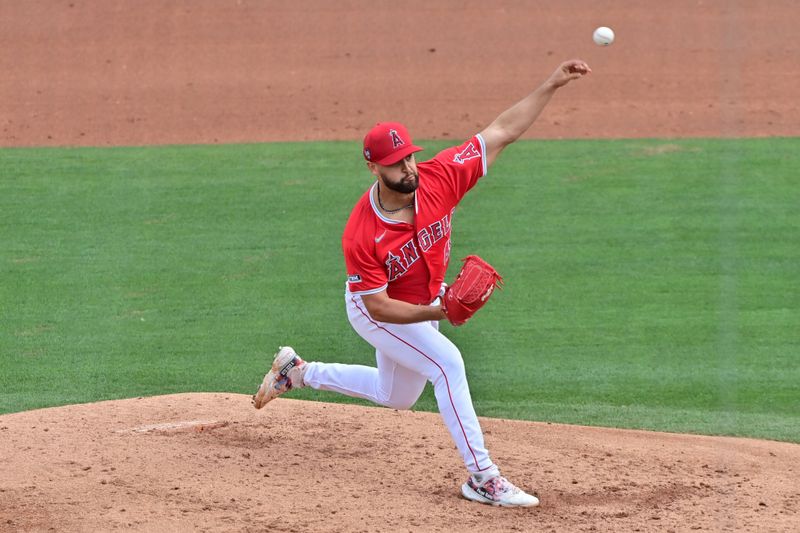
[425,134,488,203]
[343,237,388,295]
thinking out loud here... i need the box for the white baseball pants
[302,292,498,475]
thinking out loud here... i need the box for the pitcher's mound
[0,394,797,532]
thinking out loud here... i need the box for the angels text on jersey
[384,208,455,282]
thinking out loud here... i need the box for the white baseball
[593,26,615,46]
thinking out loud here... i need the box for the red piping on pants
[351,296,489,471]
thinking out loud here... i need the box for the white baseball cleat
[252,346,307,409]
[461,475,540,507]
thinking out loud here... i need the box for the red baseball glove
[441,255,503,326]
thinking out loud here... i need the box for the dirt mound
[1,394,797,532]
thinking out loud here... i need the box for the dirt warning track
[2,0,799,148]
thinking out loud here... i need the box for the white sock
[471,465,500,484]
[287,363,307,389]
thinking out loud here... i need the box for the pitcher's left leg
[346,297,495,473]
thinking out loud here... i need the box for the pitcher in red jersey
[254,60,591,507]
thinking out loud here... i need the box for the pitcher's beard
[382,173,419,194]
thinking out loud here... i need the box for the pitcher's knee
[436,349,466,377]
[377,391,419,410]
[383,397,417,410]
[375,386,422,411]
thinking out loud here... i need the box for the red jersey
[342,134,488,305]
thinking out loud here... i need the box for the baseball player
[254,59,591,507]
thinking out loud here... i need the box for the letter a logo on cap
[389,129,405,148]
[363,122,422,165]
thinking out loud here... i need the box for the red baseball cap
[363,122,423,165]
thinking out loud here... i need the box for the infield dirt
[2,1,799,532]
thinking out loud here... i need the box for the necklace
[376,182,414,214]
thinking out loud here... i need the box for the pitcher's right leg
[302,352,426,410]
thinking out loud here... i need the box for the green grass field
[2,138,798,442]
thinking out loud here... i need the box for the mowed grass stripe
[1,138,798,442]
